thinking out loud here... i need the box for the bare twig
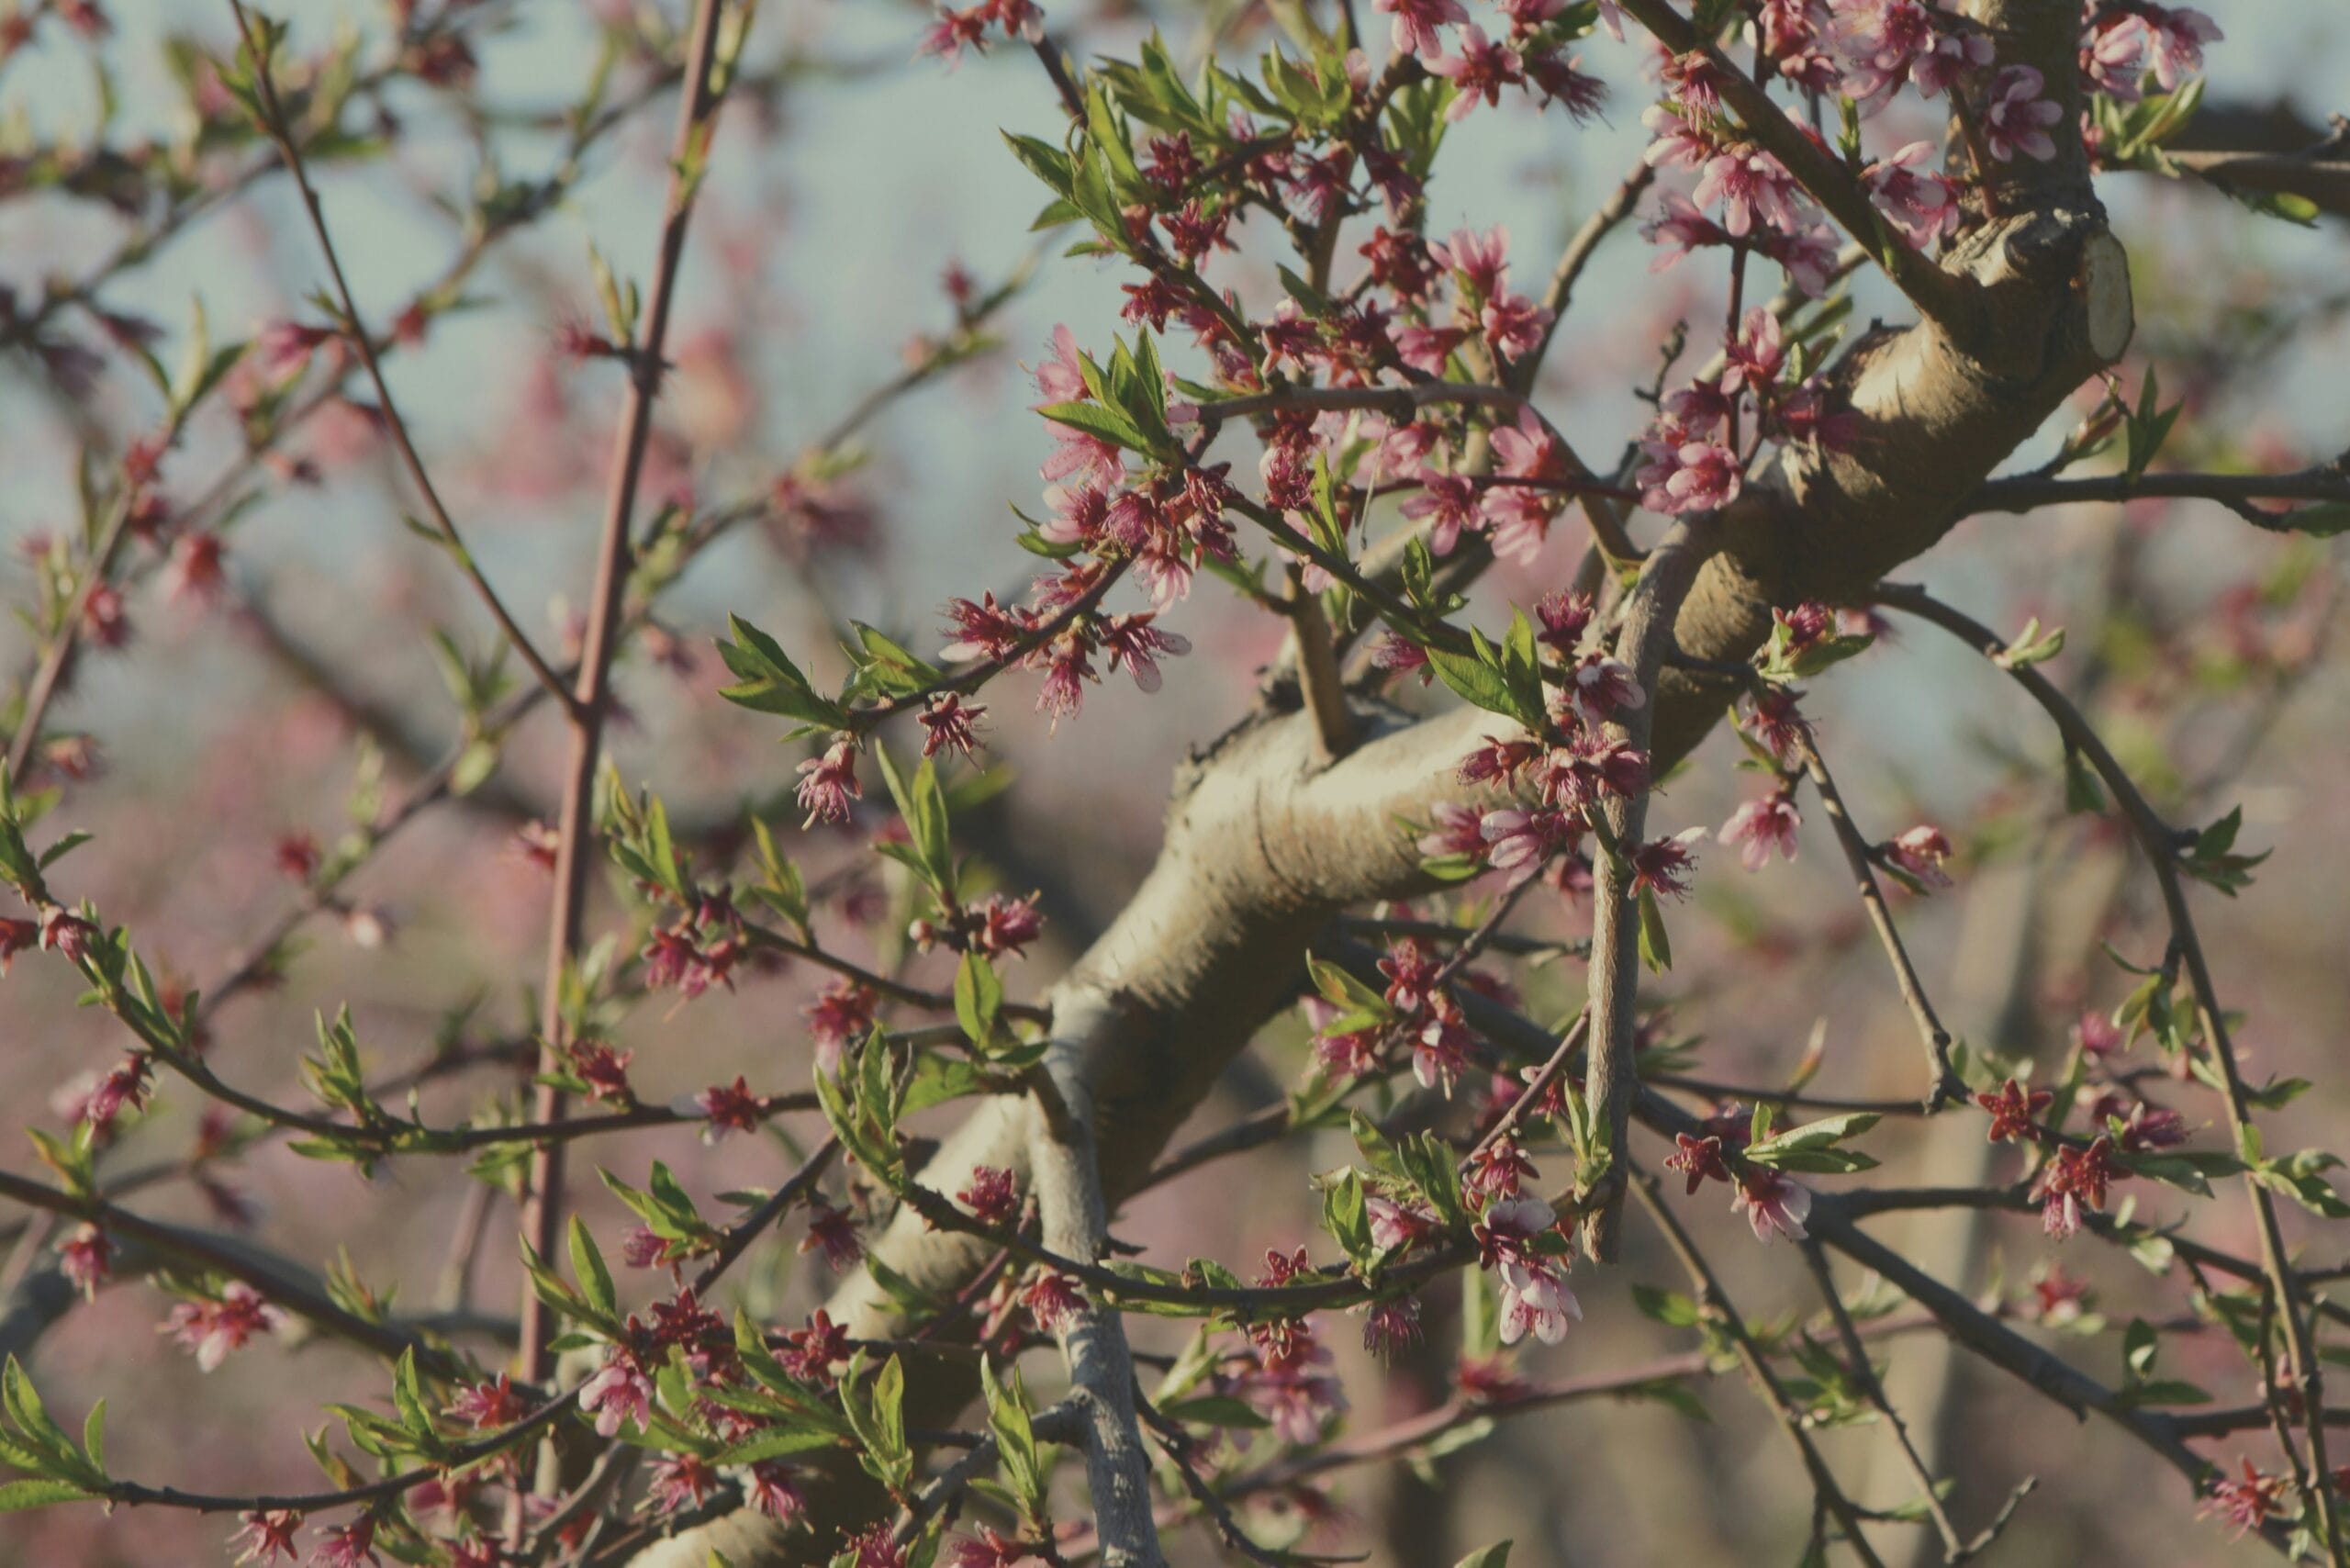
[1791,733,1968,1109]
[226,0,572,711]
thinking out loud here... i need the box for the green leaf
[1630,1284,1702,1327]
[1001,131,1073,198]
[2,1359,77,1473]
[711,1426,843,1465]
[1636,886,1673,974]
[1455,1545,1512,1568]
[569,1215,618,1323]
[1992,616,2065,671]
[1425,641,1529,727]
[0,1479,94,1512]
[1745,1113,1880,1173]
[872,743,955,902]
[955,951,1003,1051]
[1034,398,1151,455]
[1321,1168,1376,1271]
[391,1349,436,1444]
[2062,747,2108,815]
[716,615,847,728]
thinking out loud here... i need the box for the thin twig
[226,0,572,711]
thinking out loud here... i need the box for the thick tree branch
[1584,518,1714,1259]
[1025,1070,1167,1567]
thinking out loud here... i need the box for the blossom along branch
[0,1124,848,1543]
[224,1,576,714]
[10,0,2346,1563]
[1609,0,1983,336]
[1436,976,2322,1548]
[1874,581,2346,1560]
[0,1168,469,1375]
[0,20,790,798]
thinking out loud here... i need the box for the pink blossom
[800,1200,865,1270]
[1722,308,1785,398]
[1429,27,1524,120]
[646,1452,722,1517]
[1981,65,2063,163]
[2031,1136,2121,1240]
[697,1076,762,1140]
[1720,791,1802,869]
[1415,1013,1472,1096]
[1885,823,1953,889]
[1023,1269,1087,1334]
[58,1223,110,1297]
[1664,1132,1732,1193]
[958,1166,1020,1227]
[1692,148,1802,239]
[1733,1170,1812,1242]
[1466,1138,1536,1200]
[39,905,97,964]
[1489,408,1562,484]
[2142,6,2221,90]
[254,319,335,379]
[310,1518,380,1568]
[805,980,878,1075]
[2080,12,2148,100]
[229,1509,302,1564]
[1498,1259,1582,1344]
[2073,1009,2123,1058]
[1101,612,1190,692]
[1569,651,1645,724]
[1641,191,1729,274]
[1373,0,1468,58]
[916,690,982,761]
[1762,221,1843,297]
[578,1352,654,1437]
[1366,1195,1438,1251]
[1662,378,1732,436]
[1430,224,1512,299]
[163,1281,282,1371]
[1401,463,1485,555]
[1362,1298,1425,1357]
[1640,104,1720,174]
[1632,826,1708,901]
[1418,801,1488,860]
[1481,291,1551,362]
[1910,25,1992,98]
[972,890,1046,957]
[745,1460,807,1523]
[1639,438,1741,514]
[1475,1193,1580,1343]
[2204,1457,2288,1540]
[1393,323,1468,376]
[1524,48,1605,118]
[794,734,861,827]
[1480,807,1579,885]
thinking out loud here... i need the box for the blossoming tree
[2,0,2348,1563]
